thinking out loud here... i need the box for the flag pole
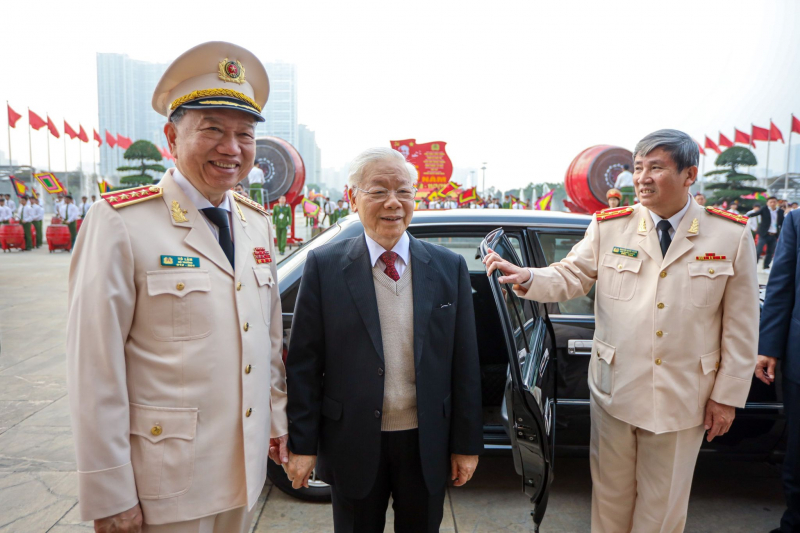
[766,118,772,188]
[786,115,793,200]
[6,101,11,166]
[700,152,705,194]
[27,107,33,167]
[46,114,52,171]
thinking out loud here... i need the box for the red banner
[390,138,453,188]
[7,104,21,128]
[719,132,734,148]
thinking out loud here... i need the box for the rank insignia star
[102,186,163,209]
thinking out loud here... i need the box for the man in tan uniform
[67,42,288,533]
[485,129,759,533]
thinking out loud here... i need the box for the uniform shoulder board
[705,206,748,225]
[233,192,270,216]
[595,206,634,222]
[102,186,163,209]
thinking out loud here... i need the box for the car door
[481,228,555,531]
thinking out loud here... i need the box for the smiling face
[165,108,256,205]
[351,158,414,250]
[633,147,697,218]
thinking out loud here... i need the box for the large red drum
[47,224,72,252]
[255,136,306,208]
[0,224,26,251]
[564,145,633,214]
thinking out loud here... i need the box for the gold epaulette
[705,206,748,225]
[233,192,269,217]
[102,186,163,209]
[595,206,634,222]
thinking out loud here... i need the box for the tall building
[97,53,169,180]
[257,62,297,146]
[297,124,321,186]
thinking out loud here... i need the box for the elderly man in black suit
[284,147,483,532]
[748,196,785,271]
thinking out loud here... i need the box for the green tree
[117,140,166,186]
[704,146,765,209]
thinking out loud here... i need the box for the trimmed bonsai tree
[704,146,766,210]
[117,140,167,186]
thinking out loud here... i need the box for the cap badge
[218,58,246,85]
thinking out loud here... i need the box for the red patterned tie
[380,251,400,281]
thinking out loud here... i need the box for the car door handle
[567,339,593,356]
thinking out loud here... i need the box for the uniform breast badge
[253,247,271,264]
[696,253,727,261]
[612,246,638,258]
[161,255,200,267]
[171,201,189,223]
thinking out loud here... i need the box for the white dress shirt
[247,166,265,185]
[6,199,15,211]
[33,204,44,221]
[65,204,80,224]
[172,169,233,241]
[0,205,11,222]
[648,193,692,241]
[614,171,634,188]
[364,231,410,278]
[767,207,779,233]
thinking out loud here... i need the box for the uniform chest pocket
[146,270,212,341]
[253,266,275,325]
[688,261,734,307]
[599,253,642,301]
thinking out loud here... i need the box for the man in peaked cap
[67,42,287,533]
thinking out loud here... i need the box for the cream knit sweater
[372,262,418,431]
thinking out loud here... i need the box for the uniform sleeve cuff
[77,462,139,522]
[270,388,289,438]
[709,373,751,408]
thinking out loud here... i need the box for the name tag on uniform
[161,255,200,268]
[612,246,638,258]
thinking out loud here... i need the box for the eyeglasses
[354,186,417,202]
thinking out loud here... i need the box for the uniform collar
[648,193,692,232]
[172,168,231,213]
[364,231,410,267]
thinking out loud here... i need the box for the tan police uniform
[67,42,286,533]
[515,197,759,533]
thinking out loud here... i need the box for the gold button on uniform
[657,302,665,309]
[151,425,163,436]
[246,408,252,417]
[617,264,623,269]
[176,282,185,291]
[660,271,667,278]
[245,364,252,374]
[655,358,662,366]
[709,268,715,274]
[656,330,663,337]
[243,322,249,332]
[237,282,242,291]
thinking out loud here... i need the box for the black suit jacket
[759,210,800,383]
[748,206,784,236]
[286,233,483,499]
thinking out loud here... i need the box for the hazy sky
[2,0,799,189]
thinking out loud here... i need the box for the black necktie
[200,207,234,268]
[657,220,672,258]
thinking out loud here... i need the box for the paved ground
[0,221,783,532]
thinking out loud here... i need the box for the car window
[489,234,536,355]
[536,232,595,315]
[418,234,524,273]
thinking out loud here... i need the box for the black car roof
[405,208,592,227]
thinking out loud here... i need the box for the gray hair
[633,129,699,172]
[169,107,188,124]
[347,147,412,189]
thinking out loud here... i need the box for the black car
[269,209,785,529]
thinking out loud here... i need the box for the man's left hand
[450,454,479,487]
[268,434,289,465]
[703,399,735,442]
